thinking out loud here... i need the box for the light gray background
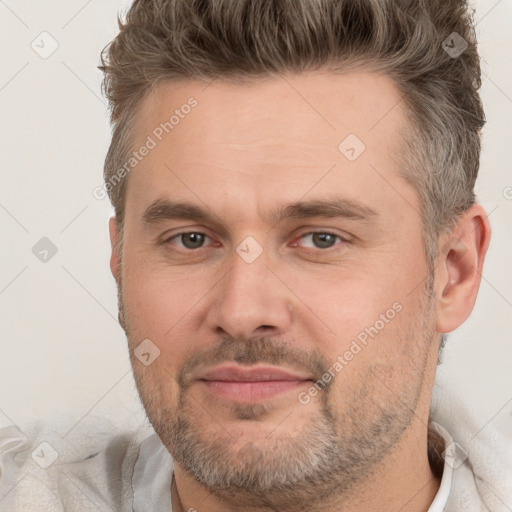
[1,0,511,450]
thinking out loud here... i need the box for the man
[0,0,508,511]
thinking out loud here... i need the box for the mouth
[196,364,313,403]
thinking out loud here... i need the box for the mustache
[177,336,331,389]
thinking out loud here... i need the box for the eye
[295,232,344,249]
[164,230,347,252]
[167,232,212,250]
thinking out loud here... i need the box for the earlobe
[108,216,119,280]
[435,205,491,334]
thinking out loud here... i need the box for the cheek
[122,254,209,339]
[278,256,424,371]
[285,266,403,334]
[122,264,194,402]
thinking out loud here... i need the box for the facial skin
[108,71,490,512]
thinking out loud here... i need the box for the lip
[196,364,313,403]
[197,364,312,382]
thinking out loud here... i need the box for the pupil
[183,233,204,249]
[313,233,335,248]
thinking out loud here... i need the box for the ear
[108,216,120,281]
[435,205,491,333]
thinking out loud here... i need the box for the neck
[170,417,442,512]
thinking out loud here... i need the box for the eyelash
[162,231,349,251]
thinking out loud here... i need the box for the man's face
[113,71,440,504]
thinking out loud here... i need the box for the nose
[206,246,293,341]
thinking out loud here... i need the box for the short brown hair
[99,0,484,264]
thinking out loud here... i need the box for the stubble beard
[117,271,436,510]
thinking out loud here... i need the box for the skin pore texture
[108,71,490,512]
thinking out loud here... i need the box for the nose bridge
[208,240,292,339]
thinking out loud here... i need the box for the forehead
[124,70,413,227]
[135,70,405,148]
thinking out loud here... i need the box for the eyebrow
[141,196,378,229]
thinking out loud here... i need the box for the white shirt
[0,417,508,511]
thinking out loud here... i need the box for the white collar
[427,421,454,511]
[132,433,174,512]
